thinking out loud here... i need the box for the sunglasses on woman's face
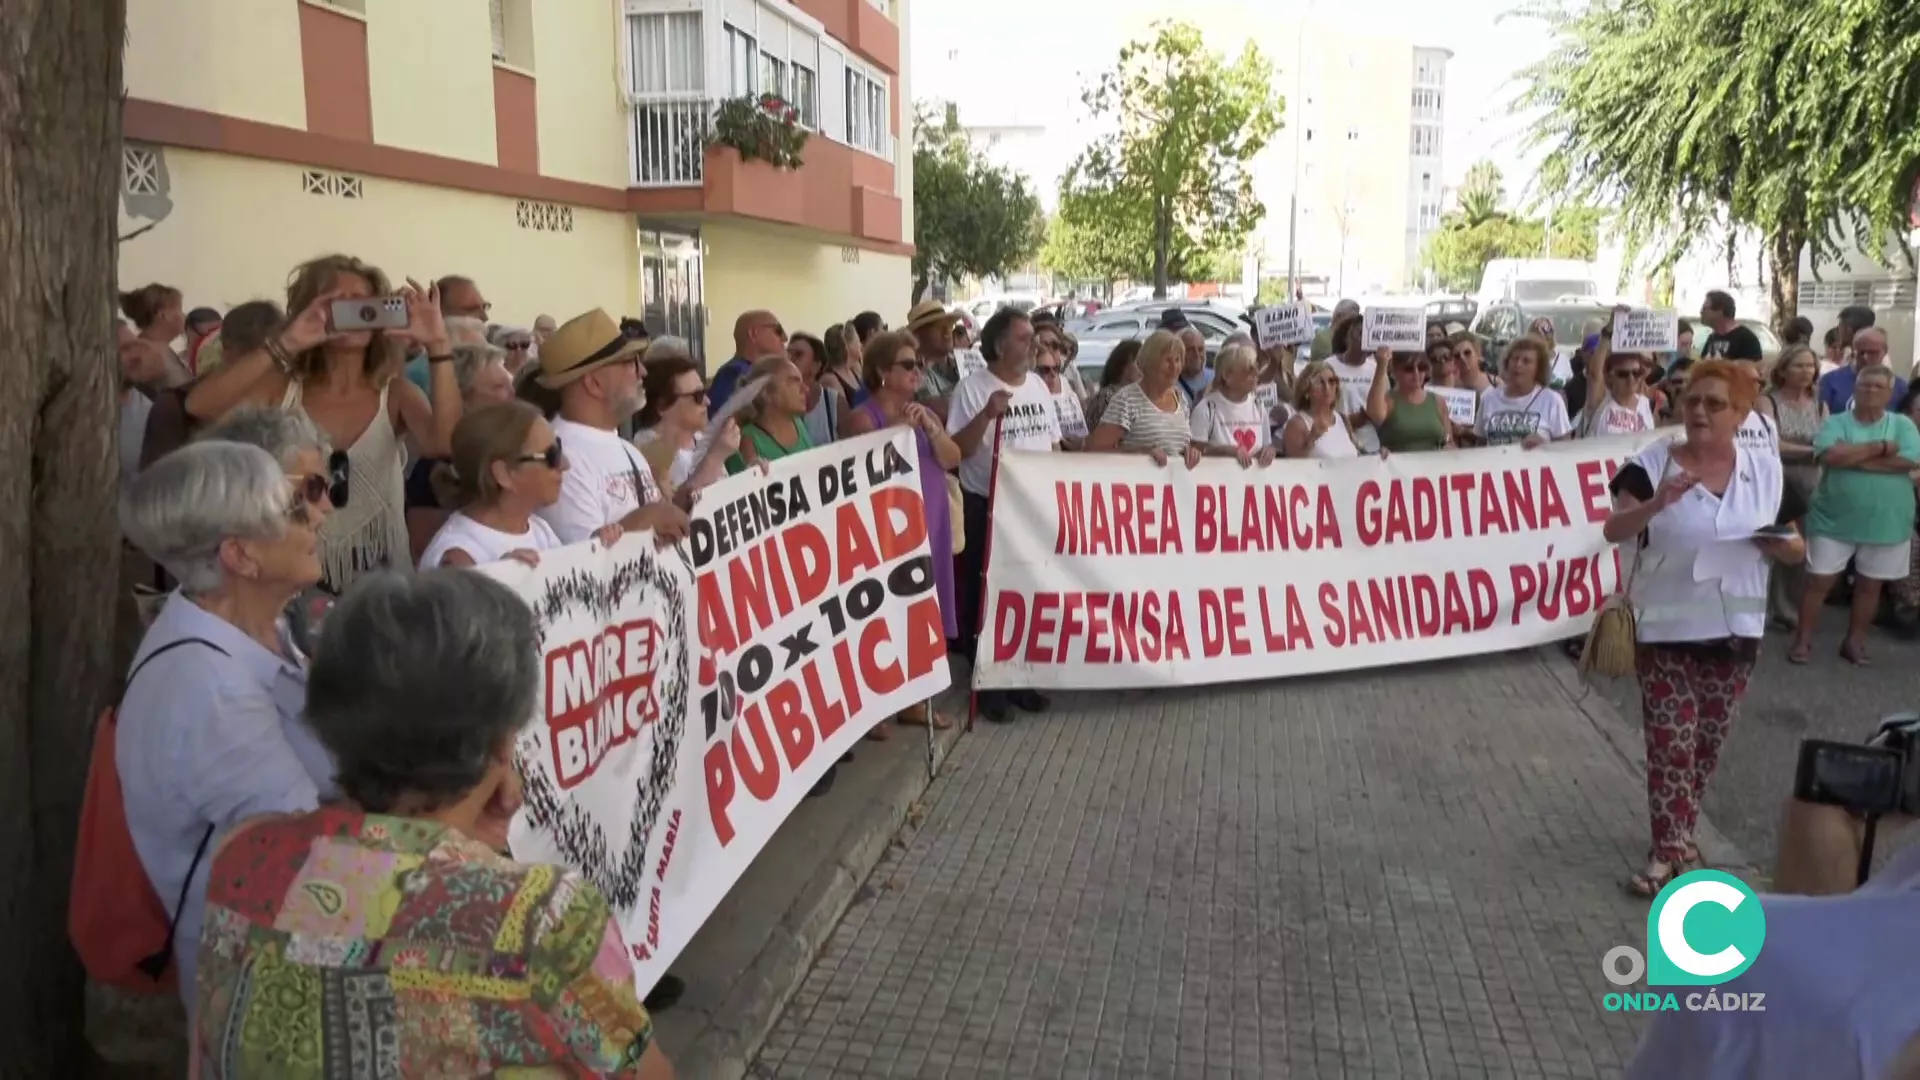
[892,358,923,372]
[288,473,329,519]
[673,387,709,406]
[515,438,565,469]
[1609,368,1640,381]
[1036,364,1061,376]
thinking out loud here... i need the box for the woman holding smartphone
[185,254,462,593]
[1602,360,1806,896]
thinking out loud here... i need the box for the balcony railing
[630,94,711,188]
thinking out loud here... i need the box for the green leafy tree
[1421,161,1603,292]
[1516,0,1920,332]
[911,104,1044,301]
[1057,21,1286,298]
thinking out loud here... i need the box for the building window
[489,0,533,69]
[790,63,818,128]
[844,65,888,155]
[1410,124,1440,158]
[629,11,704,96]
[726,24,758,96]
[629,10,709,187]
[760,54,789,102]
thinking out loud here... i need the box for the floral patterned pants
[1636,641,1758,864]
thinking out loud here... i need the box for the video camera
[1795,715,1920,885]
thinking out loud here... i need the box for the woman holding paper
[1787,364,1920,666]
[1365,350,1453,453]
[1602,360,1805,897]
[633,354,740,503]
[1579,311,1658,436]
[1191,344,1277,465]
[842,330,961,733]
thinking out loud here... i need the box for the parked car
[1066,305,1244,341]
[1470,299,1615,386]
[1425,296,1478,328]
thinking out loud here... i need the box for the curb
[672,711,967,1080]
[1535,646,1761,878]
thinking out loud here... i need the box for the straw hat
[535,308,648,388]
[904,300,962,334]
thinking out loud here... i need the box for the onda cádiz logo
[1601,870,1769,1013]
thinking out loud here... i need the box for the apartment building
[118,0,913,363]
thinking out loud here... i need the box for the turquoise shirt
[404,355,432,396]
[1809,411,1920,545]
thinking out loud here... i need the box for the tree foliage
[1056,21,1285,297]
[1422,161,1605,293]
[911,104,1044,301]
[1515,0,1920,326]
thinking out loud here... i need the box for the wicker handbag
[1580,461,1666,679]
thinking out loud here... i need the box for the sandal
[894,702,954,730]
[1627,861,1679,899]
[1841,641,1872,667]
[1787,642,1813,665]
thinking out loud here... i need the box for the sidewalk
[750,651,1680,1079]
[650,660,968,1079]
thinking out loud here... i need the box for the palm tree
[1455,160,1507,228]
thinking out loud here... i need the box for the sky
[910,0,1554,203]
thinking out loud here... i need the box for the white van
[1475,259,1602,307]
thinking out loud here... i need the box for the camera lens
[360,305,377,322]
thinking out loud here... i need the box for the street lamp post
[1285,16,1304,300]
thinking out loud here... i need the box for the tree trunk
[0,0,129,1073]
[1768,223,1803,337]
[1152,197,1170,299]
[911,269,930,304]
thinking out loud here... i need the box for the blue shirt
[708,355,752,411]
[404,355,433,396]
[115,593,337,1006]
[1629,842,1920,1080]
[1818,365,1909,417]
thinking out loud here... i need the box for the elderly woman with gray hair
[405,341,517,559]
[191,570,675,1077]
[115,438,339,1002]
[1189,343,1278,465]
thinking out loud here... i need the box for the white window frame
[840,57,891,159]
[725,23,758,97]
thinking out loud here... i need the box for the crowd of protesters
[97,255,1920,1075]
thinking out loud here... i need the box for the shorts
[1807,535,1913,580]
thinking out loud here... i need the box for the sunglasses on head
[514,438,565,469]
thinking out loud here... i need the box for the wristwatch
[428,353,454,365]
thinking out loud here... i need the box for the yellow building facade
[119,0,915,362]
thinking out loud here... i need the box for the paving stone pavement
[751,652,1665,1079]
[1586,605,1920,875]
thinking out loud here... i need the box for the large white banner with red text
[490,428,949,995]
[973,431,1672,690]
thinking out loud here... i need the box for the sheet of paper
[1692,538,1762,583]
[1362,307,1427,352]
[1053,392,1089,440]
[687,375,769,480]
[1254,303,1316,349]
[1430,386,1478,425]
[1614,309,1680,353]
[956,348,989,380]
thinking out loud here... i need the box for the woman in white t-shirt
[631,354,739,506]
[1190,344,1277,466]
[421,401,621,569]
[1477,335,1573,448]
[1602,359,1805,897]
[1281,361,1360,460]
[1579,312,1657,437]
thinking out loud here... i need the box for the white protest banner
[1255,303,1316,349]
[493,428,949,995]
[973,430,1674,690]
[1613,309,1680,353]
[1431,385,1479,426]
[956,348,988,380]
[489,536,703,996]
[1054,392,1089,440]
[1363,307,1427,352]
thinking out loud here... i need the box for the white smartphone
[329,297,410,332]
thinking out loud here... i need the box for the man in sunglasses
[709,309,789,410]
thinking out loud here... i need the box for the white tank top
[418,511,564,570]
[1291,413,1360,459]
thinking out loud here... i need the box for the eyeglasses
[1036,365,1061,376]
[892,359,923,372]
[506,341,531,351]
[1609,368,1640,381]
[288,473,329,519]
[1431,350,1454,362]
[515,438,565,469]
[763,323,787,338]
[1399,361,1431,374]
[1681,394,1731,413]
[672,387,710,406]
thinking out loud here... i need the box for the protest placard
[1362,307,1428,352]
[956,349,988,380]
[1255,303,1317,349]
[1613,309,1680,353]
[1054,392,1089,440]
[1430,386,1479,426]
[973,430,1671,690]
[493,427,950,995]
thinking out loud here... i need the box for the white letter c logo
[1658,879,1748,978]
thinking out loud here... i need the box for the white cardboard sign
[1612,309,1679,353]
[1254,304,1316,349]
[1430,386,1479,425]
[1362,307,1427,352]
